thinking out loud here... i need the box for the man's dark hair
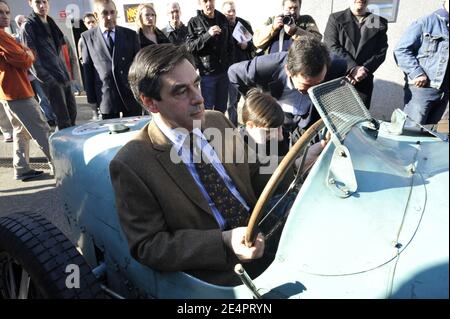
[242,88,284,128]
[286,36,330,77]
[83,12,95,20]
[128,43,196,103]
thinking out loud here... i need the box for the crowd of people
[0,0,448,285]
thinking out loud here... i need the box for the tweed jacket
[110,111,270,286]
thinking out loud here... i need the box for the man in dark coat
[324,0,388,108]
[80,0,141,119]
[23,0,77,130]
[186,0,234,113]
[222,0,256,126]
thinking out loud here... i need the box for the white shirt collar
[153,115,204,153]
[99,26,115,34]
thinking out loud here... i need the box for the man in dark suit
[110,44,270,286]
[80,0,141,119]
[228,36,347,152]
[324,0,388,109]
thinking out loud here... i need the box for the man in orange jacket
[0,0,52,180]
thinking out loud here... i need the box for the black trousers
[354,76,374,109]
[43,81,77,130]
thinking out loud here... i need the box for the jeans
[200,72,229,113]
[403,85,449,125]
[31,80,56,122]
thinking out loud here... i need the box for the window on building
[367,0,400,22]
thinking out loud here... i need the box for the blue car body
[49,112,449,299]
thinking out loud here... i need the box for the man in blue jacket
[228,36,346,153]
[394,0,449,125]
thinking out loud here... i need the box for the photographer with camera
[253,0,321,54]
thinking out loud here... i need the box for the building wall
[7,0,445,120]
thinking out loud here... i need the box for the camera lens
[282,15,293,25]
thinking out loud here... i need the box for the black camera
[281,14,295,25]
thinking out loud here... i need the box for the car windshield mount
[308,77,377,198]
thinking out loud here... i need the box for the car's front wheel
[0,212,103,299]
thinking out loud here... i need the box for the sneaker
[14,169,44,181]
[3,132,13,143]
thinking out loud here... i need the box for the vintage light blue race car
[0,79,448,299]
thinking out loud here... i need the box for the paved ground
[0,95,93,237]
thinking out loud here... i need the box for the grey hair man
[161,2,188,45]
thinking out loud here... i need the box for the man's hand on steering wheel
[222,227,265,261]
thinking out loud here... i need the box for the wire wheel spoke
[7,259,18,299]
[1,254,33,299]
[18,268,31,299]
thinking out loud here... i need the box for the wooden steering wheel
[245,119,325,247]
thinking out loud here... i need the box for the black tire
[0,212,103,299]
